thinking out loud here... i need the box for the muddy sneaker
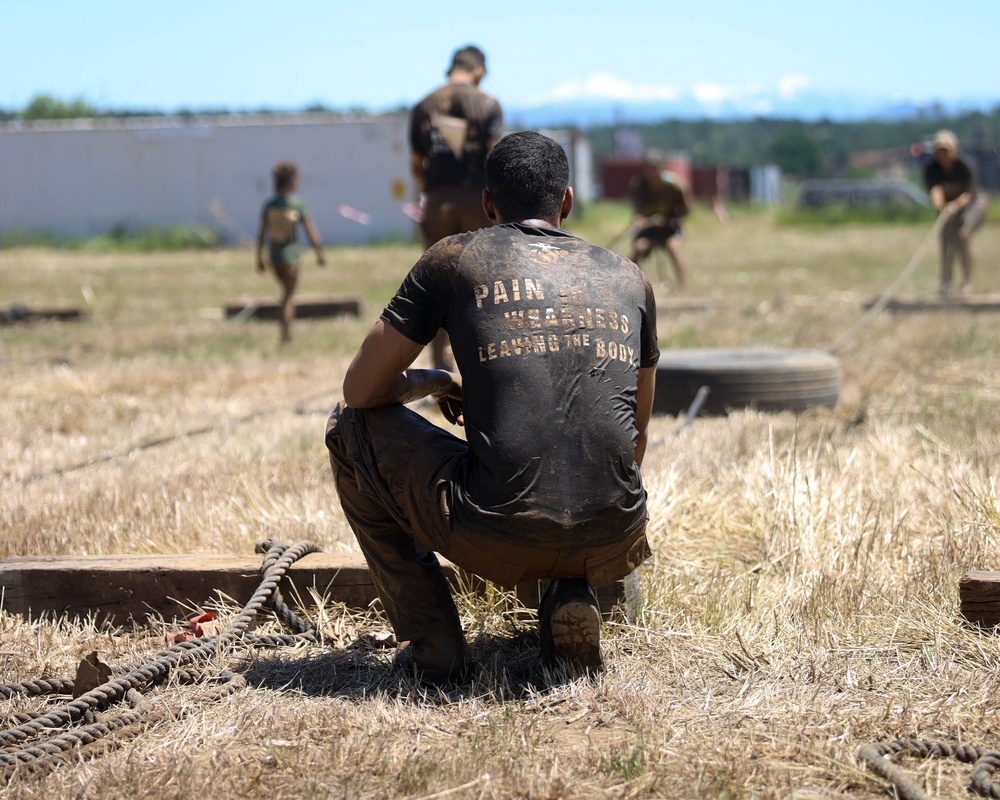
[538,579,604,674]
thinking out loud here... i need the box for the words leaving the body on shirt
[473,277,636,367]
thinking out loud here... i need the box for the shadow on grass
[237,626,599,703]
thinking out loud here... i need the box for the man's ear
[560,186,574,222]
[482,188,498,223]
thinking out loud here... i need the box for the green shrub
[777,204,938,227]
[1,225,223,252]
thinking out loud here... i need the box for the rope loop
[859,738,1000,799]
[0,541,322,783]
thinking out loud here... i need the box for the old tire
[653,347,840,416]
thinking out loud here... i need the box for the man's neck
[447,69,478,87]
[500,217,561,229]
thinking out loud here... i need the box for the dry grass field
[2,203,1000,799]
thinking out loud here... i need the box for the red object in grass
[164,612,217,645]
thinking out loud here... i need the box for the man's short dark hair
[484,132,569,221]
[448,45,487,75]
[272,161,298,192]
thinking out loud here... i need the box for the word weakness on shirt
[473,278,636,365]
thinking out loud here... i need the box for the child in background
[255,161,325,343]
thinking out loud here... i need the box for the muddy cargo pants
[325,402,650,643]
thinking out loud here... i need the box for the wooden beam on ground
[0,552,396,627]
[224,296,361,322]
[864,294,1000,314]
[0,552,634,627]
[959,570,1000,629]
[0,304,86,326]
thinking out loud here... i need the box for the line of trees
[584,107,1000,177]
[0,94,405,123]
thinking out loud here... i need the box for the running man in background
[628,151,690,292]
[255,161,325,344]
[923,129,987,297]
[409,45,504,369]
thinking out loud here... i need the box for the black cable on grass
[13,387,338,484]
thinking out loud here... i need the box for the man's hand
[256,255,266,273]
[317,250,327,268]
[431,372,464,426]
[943,194,970,218]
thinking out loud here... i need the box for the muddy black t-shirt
[409,83,504,190]
[382,223,659,535]
[629,174,689,221]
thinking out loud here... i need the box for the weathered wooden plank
[864,294,1000,313]
[0,552,389,626]
[0,305,86,325]
[959,570,1000,628]
[224,296,361,321]
[0,553,634,627]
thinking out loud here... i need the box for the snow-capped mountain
[504,82,997,128]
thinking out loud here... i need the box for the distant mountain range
[505,90,999,129]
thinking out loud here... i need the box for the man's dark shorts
[421,186,493,248]
[636,222,681,248]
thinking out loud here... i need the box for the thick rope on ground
[1,672,246,781]
[0,541,321,782]
[255,538,321,637]
[858,738,1000,799]
[0,679,76,700]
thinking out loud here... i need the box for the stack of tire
[653,347,840,416]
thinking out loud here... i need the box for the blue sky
[4,1,997,114]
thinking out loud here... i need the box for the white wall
[538,129,596,204]
[0,113,417,245]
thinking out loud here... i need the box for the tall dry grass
[1,204,999,798]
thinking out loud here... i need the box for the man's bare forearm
[394,369,456,404]
[348,368,456,408]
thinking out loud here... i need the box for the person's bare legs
[939,225,956,296]
[665,237,687,293]
[957,230,973,293]
[276,262,300,344]
[956,198,986,294]
[631,237,657,278]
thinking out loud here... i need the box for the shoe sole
[548,598,604,672]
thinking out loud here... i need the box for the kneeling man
[326,131,659,681]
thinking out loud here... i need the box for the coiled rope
[858,738,1000,799]
[0,539,321,782]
